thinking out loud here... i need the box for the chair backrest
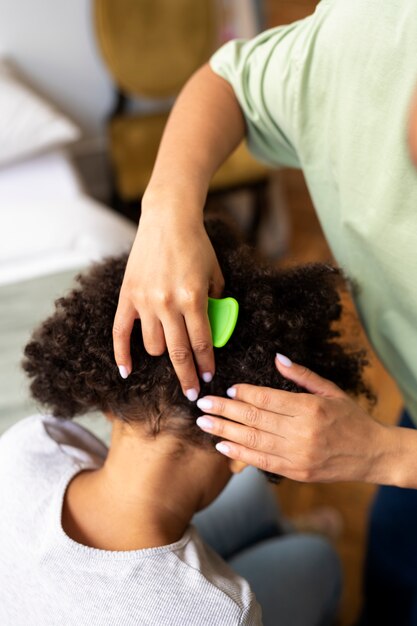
[94,0,218,99]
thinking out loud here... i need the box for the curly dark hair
[23,218,369,457]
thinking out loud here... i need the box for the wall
[0,0,113,144]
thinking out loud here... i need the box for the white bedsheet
[0,195,135,285]
[0,149,136,431]
[0,149,84,201]
[0,149,136,285]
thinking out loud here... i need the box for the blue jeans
[193,468,341,626]
[359,410,417,626]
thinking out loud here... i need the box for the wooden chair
[94,0,270,240]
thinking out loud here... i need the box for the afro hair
[23,218,370,457]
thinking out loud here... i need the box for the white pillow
[0,195,135,285]
[0,59,81,167]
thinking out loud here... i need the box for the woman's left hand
[196,354,393,484]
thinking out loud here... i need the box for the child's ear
[229,459,248,474]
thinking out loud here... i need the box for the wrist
[366,422,417,488]
[390,425,417,488]
[142,179,207,222]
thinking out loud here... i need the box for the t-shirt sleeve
[210,26,303,168]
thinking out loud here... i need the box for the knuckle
[245,427,259,449]
[215,398,226,413]
[169,346,191,365]
[298,458,317,481]
[231,445,243,461]
[113,322,129,339]
[243,406,261,427]
[154,291,173,308]
[257,453,270,473]
[182,378,197,389]
[179,288,202,309]
[255,389,271,410]
[192,339,211,355]
[299,365,313,381]
[298,467,314,482]
[214,420,225,437]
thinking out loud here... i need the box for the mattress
[0,150,135,438]
[0,194,136,285]
[0,148,84,202]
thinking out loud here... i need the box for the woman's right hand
[113,200,224,400]
[112,64,245,395]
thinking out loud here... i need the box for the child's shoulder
[164,526,262,624]
[0,414,106,480]
[0,414,54,456]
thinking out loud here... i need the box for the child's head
[22,217,368,485]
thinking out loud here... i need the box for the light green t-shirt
[210,0,417,423]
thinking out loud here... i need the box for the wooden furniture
[94,0,270,237]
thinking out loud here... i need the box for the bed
[0,149,135,439]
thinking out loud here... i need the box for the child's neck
[62,419,230,551]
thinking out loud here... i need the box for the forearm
[143,63,246,217]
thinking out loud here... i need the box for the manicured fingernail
[276,353,292,367]
[202,372,213,383]
[186,388,199,402]
[216,442,231,455]
[196,397,213,410]
[118,365,129,379]
[227,387,236,398]
[196,416,214,430]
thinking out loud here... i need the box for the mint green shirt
[210,0,417,423]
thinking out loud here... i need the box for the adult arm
[113,64,246,397]
[196,355,417,488]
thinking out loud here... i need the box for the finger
[140,312,166,356]
[196,395,289,433]
[208,265,225,298]
[113,298,137,378]
[225,384,308,417]
[184,309,215,383]
[162,313,200,400]
[214,440,291,477]
[275,353,343,398]
[196,415,287,455]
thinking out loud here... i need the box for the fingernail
[186,388,199,402]
[196,416,214,430]
[202,372,213,383]
[276,353,292,367]
[226,387,236,398]
[216,442,231,455]
[118,365,129,379]
[196,398,213,410]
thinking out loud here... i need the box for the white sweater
[0,414,262,626]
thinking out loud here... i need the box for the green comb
[208,297,239,348]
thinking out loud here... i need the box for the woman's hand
[196,354,397,484]
[113,205,224,399]
[111,64,245,396]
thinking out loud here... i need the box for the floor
[272,169,402,625]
